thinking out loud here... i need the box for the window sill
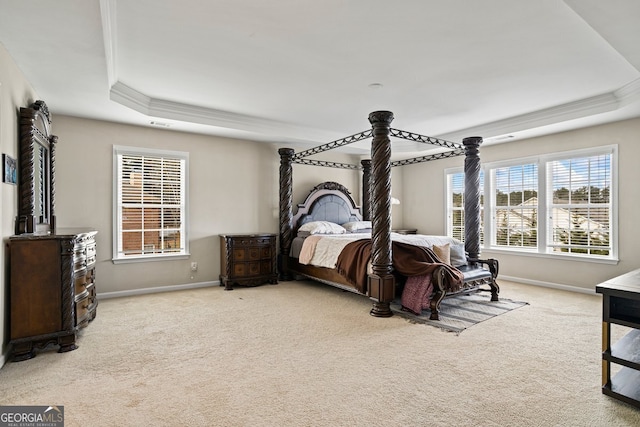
[480,247,619,265]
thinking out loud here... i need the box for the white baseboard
[97,280,219,300]
[499,275,597,295]
[97,276,597,301]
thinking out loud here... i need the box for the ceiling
[1,0,639,157]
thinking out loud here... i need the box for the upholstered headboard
[291,182,362,231]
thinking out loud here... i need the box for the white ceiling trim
[99,0,117,87]
[440,78,640,142]
[110,81,285,132]
[110,75,640,145]
[109,80,339,142]
[616,78,640,106]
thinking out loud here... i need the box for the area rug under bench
[390,291,528,333]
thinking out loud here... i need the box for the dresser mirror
[15,100,56,234]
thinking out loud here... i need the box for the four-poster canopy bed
[278,111,499,320]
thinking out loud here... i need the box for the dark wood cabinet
[9,229,98,361]
[219,233,277,290]
[596,269,640,408]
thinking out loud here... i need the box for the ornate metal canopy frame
[278,111,483,318]
[290,126,465,170]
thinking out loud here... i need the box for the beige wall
[402,118,640,291]
[53,116,362,295]
[0,43,39,363]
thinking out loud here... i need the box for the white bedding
[299,233,370,267]
[298,232,461,268]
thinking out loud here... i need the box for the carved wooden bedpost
[463,137,482,263]
[361,159,371,221]
[368,111,395,317]
[463,136,500,301]
[278,148,295,280]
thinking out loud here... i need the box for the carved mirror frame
[15,100,56,235]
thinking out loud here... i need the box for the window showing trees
[493,164,538,248]
[114,146,188,261]
[548,154,612,256]
[446,145,616,260]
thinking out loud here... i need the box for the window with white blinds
[113,146,188,261]
[445,145,617,261]
[547,153,612,256]
[493,163,538,248]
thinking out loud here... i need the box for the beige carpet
[1,279,639,426]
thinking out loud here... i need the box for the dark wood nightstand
[392,229,418,235]
[219,233,278,290]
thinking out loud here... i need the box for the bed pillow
[298,221,347,235]
[341,221,372,232]
[432,243,451,265]
[449,243,468,267]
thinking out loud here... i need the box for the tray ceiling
[0,0,639,155]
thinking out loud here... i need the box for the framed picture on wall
[3,153,17,184]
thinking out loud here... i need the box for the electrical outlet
[190,262,198,271]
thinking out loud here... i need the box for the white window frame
[486,158,539,251]
[445,145,618,263]
[113,145,190,263]
[444,167,484,244]
[543,146,617,259]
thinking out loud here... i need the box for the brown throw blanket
[335,239,464,295]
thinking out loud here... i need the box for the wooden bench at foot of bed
[430,258,500,320]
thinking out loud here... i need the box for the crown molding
[147,96,280,131]
[109,80,340,142]
[615,78,640,106]
[109,80,283,132]
[99,0,118,87]
[111,75,640,145]
[109,81,151,114]
[440,78,640,141]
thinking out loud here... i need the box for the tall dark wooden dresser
[9,229,98,361]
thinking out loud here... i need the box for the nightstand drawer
[260,246,272,258]
[233,262,261,277]
[232,248,249,261]
[234,236,272,246]
[232,246,272,262]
